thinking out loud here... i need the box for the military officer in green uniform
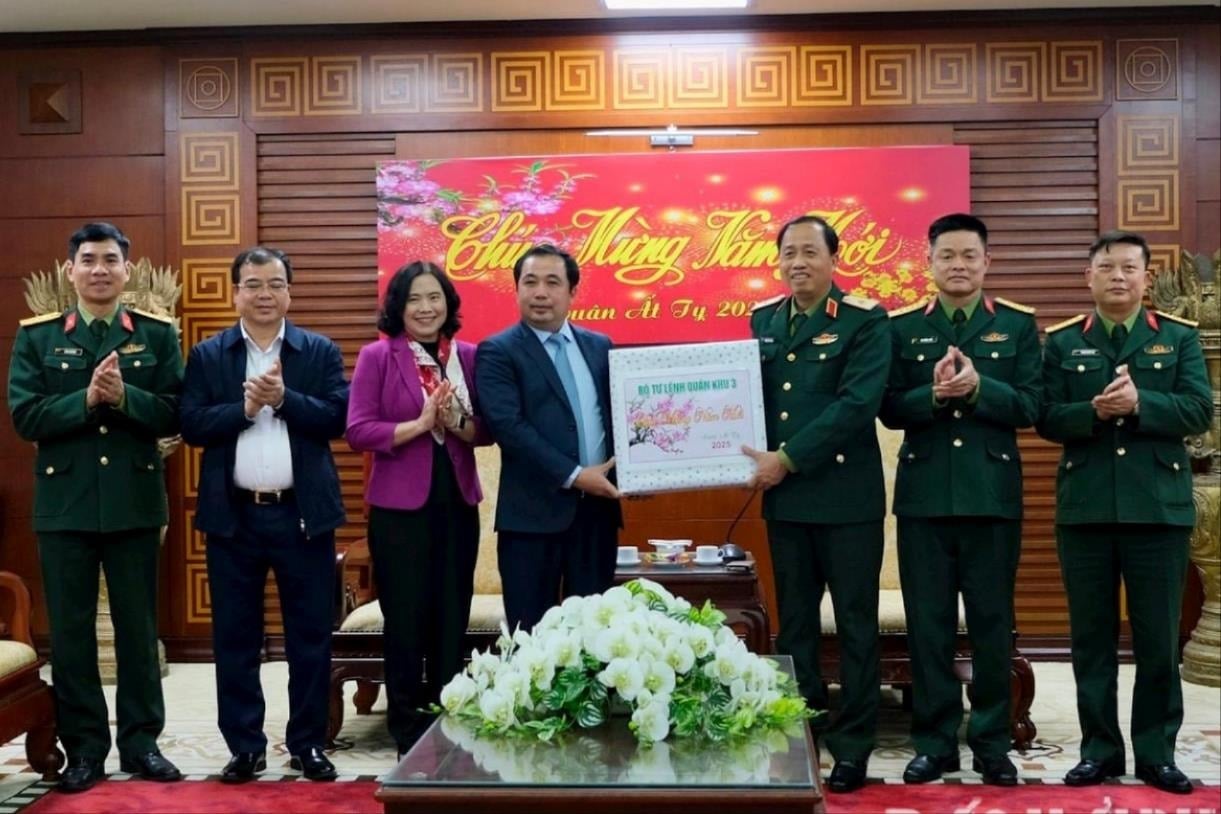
[742,215,890,794]
[1037,230,1210,795]
[7,223,184,793]
[880,214,1041,786]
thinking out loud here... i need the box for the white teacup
[617,545,640,564]
[695,545,721,564]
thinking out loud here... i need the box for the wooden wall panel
[0,156,164,220]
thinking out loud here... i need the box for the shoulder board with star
[841,294,879,311]
[1045,314,1086,334]
[750,294,786,313]
[1155,310,1198,328]
[888,298,929,319]
[18,311,62,328]
[128,307,174,324]
[994,297,1035,315]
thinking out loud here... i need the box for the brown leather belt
[235,488,295,505]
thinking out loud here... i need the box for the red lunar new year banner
[376,146,969,344]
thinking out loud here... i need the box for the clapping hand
[418,381,452,432]
[244,359,286,417]
[932,347,979,401]
[86,352,124,408]
[1093,364,1138,419]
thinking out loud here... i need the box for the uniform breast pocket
[42,354,91,392]
[118,353,159,386]
[1153,446,1191,506]
[898,344,941,383]
[972,340,1016,376]
[758,343,780,367]
[804,342,845,392]
[1132,353,1177,388]
[1056,449,1089,506]
[1060,356,1106,400]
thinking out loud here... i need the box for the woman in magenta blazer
[346,261,489,756]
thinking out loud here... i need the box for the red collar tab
[120,311,134,332]
[1082,313,1095,333]
[825,298,839,319]
[1145,310,1159,331]
[923,298,937,316]
[983,295,995,315]
[63,312,78,333]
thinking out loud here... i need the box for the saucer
[693,557,722,567]
[617,557,641,567]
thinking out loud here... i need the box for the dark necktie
[90,318,108,346]
[1111,323,1128,355]
[788,312,808,338]
[952,308,967,342]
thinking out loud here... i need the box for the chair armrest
[0,571,36,648]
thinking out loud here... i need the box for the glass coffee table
[377,656,823,813]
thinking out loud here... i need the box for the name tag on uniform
[760,336,776,344]
[1144,343,1174,355]
[118,343,146,354]
[980,332,1009,342]
[811,333,838,345]
[1071,348,1100,357]
[52,347,83,356]
[911,336,940,345]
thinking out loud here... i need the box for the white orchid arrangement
[438,579,812,744]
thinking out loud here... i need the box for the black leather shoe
[118,751,182,782]
[827,759,868,793]
[1064,757,1124,786]
[221,752,267,784]
[973,755,1018,786]
[1136,763,1193,794]
[290,747,337,781]
[903,753,961,783]
[57,756,105,793]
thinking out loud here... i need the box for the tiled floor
[2,661,1218,803]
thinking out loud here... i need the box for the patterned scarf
[408,336,473,445]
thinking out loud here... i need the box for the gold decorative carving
[180,132,238,189]
[492,52,548,112]
[428,54,483,112]
[308,56,362,115]
[549,51,605,110]
[187,563,211,623]
[614,49,668,110]
[181,259,233,307]
[182,192,241,246]
[1117,174,1179,231]
[371,55,426,113]
[793,45,851,107]
[986,42,1043,103]
[184,511,205,560]
[180,59,239,118]
[1118,115,1179,173]
[861,45,917,106]
[672,47,727,109]
[251,58,305,117]
[737,46,793,108]
[1117,39,1179,101]
[183,446,202,499]
[1147,244,1181,279]
[919,44,977,104]
[181,311,238,350]
[1043,41,1102,102]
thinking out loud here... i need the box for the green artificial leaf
[575,699,606,729]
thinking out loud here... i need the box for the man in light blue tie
[476,244,622,631]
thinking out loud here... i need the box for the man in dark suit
[7,222,183,793]
[1038,231,1211,795]
[180,247,348,783]
[476,244,621,632]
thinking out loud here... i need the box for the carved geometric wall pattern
[181,192,240,245]
[1118,115,1179,173]
[672,47,727,109]
[371,55,426,113]
[181,312,238,350]
[184,510,206,560]
[180,258,234,307]
[737,46,793,108]
[548,51,605,110]
[1118,174,1180,231]
[1044,41,1102,102]
[187,563,211,623]
[986,42,1043,103]
[183,446,202,499]
[860,45,918,106]
[492,52,548,112]
[17,69,82,134]
[1116,39,1179,101]
[919,44,977,104]
[614,49,669,110]
[180,133,239,189]
[429,54,484,112]
[251,58,305,116]
[308,56,362,115]
[179,58,239,118]
[793,46,852,107]
[1147,244,1182,279]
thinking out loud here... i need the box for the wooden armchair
[0,571,64,780]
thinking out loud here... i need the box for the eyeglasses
[238,280,290,292]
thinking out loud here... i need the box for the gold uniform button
[1002,453,1011,462]
[147,463,156,471]
[60,362,69,370]
[100,456,110,466]
[1154,361,1162,370]
[1116,447,1126,456]
[99,425,109,435]
[1116,417,1125,427]
[133,360,142,368]
[952,409,963,419]
[835,453,845,463]
[786,353,796,363]
[780,411,789,421]
[952,438,963,448]
[1173,461,1180,471]
[782,382,792,391]
[1066,461,1074,470]
[45,466,55,475]
[1077,364,1086,372]
[818,353,827,360]
[991,351,999,359]
[916,354,925,362]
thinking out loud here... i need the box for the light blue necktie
[546,333,588,465]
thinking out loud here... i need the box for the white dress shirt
[233,320,294,490]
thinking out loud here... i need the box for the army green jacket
[7,306,183,532]
[1036,307,1211,527]
[750,285,890,524]
[880,294,1042,520]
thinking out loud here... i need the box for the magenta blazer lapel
[388,335,425,412]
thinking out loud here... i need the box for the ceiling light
[604,0,750,10]
[586,125,759,137]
